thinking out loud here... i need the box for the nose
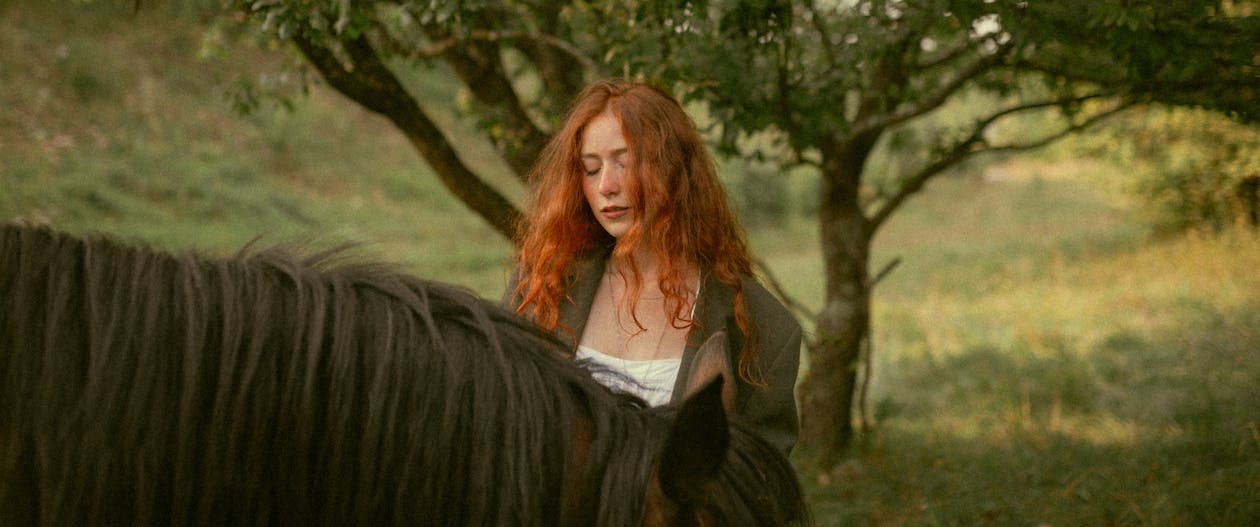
[597,164,622,196]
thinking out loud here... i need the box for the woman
[505,79,801,454]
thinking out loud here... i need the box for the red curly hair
[512,79,763,384]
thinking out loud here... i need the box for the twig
[868,257,902,288]
[415,29,597,72]
[752,256,817,323]
[857,257,901,434]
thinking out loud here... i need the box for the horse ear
[682,331,736,413]
[657,377,729,505]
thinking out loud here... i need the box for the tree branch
[804,0,838,66]
[867,257,901,289]
[985,100,1135,153]
[852,40,1015,137]
[421,25,552,181]
[775,40,811,164]
[292,32,522,239]
[508,0,590,117]
[916,38,974,70]
[867,92,1124,232]
[1004,58,1124,85]
[752,256,817,323]
[416,29,598,72]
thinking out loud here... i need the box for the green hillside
[1,0,517,295]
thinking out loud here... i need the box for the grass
[0,0,516,295]
[4,2,1259,525]
[794,169,1260,526]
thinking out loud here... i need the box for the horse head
[643,377,810,527]
[635,331,807,526]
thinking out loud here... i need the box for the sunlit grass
[797,168,1260,526]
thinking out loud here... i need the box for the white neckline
[577,344,682,365]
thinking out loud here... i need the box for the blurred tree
[227,0,1259,470]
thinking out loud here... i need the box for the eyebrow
[581,147,629,160]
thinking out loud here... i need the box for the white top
[576,344,682,407]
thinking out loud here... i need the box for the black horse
[0,223,808,526]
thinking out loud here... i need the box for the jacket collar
[557,248,612,350]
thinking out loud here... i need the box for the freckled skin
[580,110,634,239]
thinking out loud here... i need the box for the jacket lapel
[557,252,609,351]
[669,272,735,404]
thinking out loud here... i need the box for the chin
[601,224,632,240]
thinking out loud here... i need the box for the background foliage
[1071,108,1260,234]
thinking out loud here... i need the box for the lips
[600,205,630,219]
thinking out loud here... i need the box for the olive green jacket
[504,253,802,455]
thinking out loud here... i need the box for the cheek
[581,178,599,206]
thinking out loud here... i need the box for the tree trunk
[798,134,877,471]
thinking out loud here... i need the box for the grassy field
[798,166,1260,525]
[4,2,1258,525]
[1,0,519,294]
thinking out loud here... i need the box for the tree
[229,0,1259,471]
[226,0,600,238]
[610,0,1259,470]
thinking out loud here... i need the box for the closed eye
[581,154,601,176]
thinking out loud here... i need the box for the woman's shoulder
[699,272,800,336]
[738,276,800,333]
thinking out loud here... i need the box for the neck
[610,241,661,280]
[609,242,699,291]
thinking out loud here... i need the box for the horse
[0,223,809,527]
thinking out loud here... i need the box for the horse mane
[0,223,808,527]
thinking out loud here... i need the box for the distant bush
[1080,108,1260,234]
[733,164,790,228]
